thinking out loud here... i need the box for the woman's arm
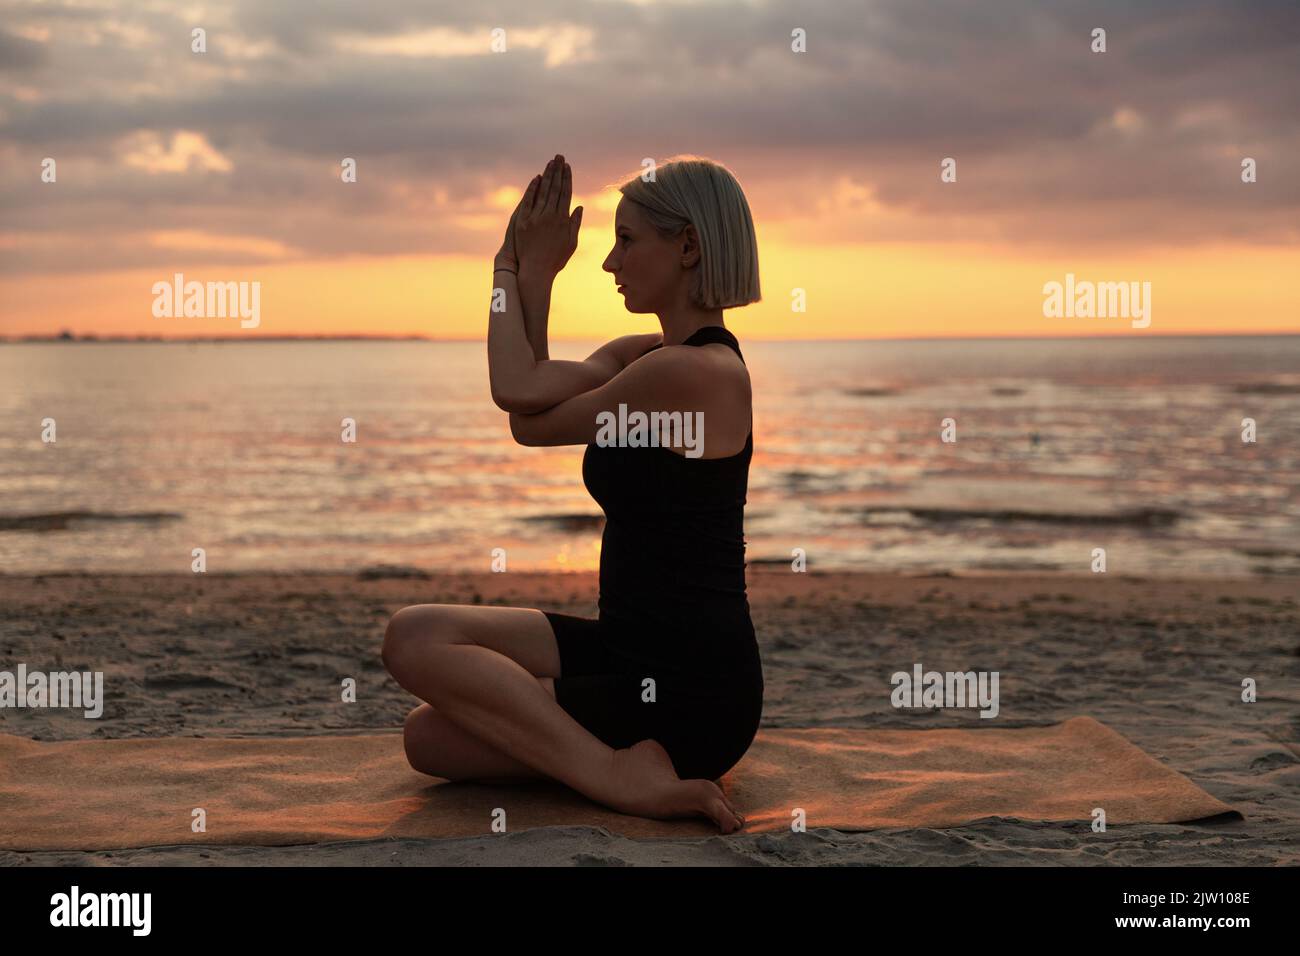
[508,332,664,413]
[508,345,718,448]
[512,156,577,363]
[489,161,663,413]
[517,270,554,362]
[488,268,661,413]
[487,160,586,411]
[487,265,543,410]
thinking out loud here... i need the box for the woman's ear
[679,224,701,268]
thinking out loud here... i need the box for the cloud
[0,0,1296,276]
[0,27,52,72]
[118,130,234,174]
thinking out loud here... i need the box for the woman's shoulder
[596,332,666,370]
[695,341,751,399]
[639,338,748,389]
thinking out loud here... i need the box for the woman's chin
[620,293,656,314]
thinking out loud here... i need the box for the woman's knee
[402,703,441,774]
[382,605,459,674]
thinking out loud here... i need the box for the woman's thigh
[386,604,562,678]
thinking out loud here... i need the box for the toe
[704,793,741,833]
[718,793,744,828]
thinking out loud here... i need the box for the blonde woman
[383,154,763,833]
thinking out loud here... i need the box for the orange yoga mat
[0,716,1238,849]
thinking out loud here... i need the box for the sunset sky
[2,0,1297,340]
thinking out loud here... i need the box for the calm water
[2,336,1297,577]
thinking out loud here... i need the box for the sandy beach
[1,567,1296,866]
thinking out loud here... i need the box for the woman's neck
[658,311,725,347]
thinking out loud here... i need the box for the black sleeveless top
[581,325,758,679]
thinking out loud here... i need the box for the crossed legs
[381,603,746,831]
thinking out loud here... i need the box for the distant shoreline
[0,334,433,343]
[3,331,1298,344]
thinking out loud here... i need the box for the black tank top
[581,325,757,678]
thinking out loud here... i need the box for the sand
[1,568,1297,866]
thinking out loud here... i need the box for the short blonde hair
[607,155,761,310]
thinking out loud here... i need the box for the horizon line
[3,330,1298,344]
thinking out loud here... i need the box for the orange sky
[3,1,1297,340]
[4,224,1296,340]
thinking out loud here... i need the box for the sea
[1,335,1297,578]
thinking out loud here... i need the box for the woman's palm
[514,156,583,277]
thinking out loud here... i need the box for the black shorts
[543,611,764,782]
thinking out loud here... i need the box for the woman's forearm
[517,268,554,362]
[489,265,620,415]
[487,268,538,410]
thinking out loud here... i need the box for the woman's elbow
[491,382,546,415]
[508,412,541,446]
[490,381,516,412]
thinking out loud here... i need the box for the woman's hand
[494,187,531,273]
[514,154,583,281]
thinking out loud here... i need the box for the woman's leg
[384,606,630,806]
[403,701,549,783]
[387,604,564,677]
[386,605,562,783]
[382,604,746,830]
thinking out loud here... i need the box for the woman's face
[601,196,688,314]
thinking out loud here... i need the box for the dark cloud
[0,28,51,72]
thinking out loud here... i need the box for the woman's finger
[532,159,548,214]
[520,174,540,217]
[539,155,559,213]
[559,161,572,214]
[569,205,582,245]
[530,160,548,217]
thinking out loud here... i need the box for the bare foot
[604,739,746,833]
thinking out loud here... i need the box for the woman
[382,153,763,833]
